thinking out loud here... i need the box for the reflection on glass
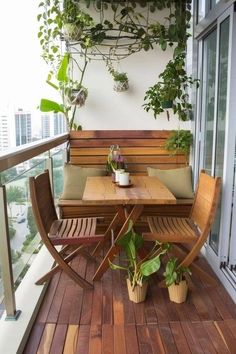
[202,29,217,175]
[52,148,65,201]
[197,0,220,23]
[210,17,229,253]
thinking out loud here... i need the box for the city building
[41,113,66,139]
[15,109,32,146]
[0,114,9,151]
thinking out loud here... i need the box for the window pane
[210,17,230,253]
[202,30,217,175]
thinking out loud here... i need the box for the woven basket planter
[126,279,148,303]
[168,280,188,303]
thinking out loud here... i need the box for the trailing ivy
[37,0,197,124]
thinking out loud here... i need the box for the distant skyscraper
[0,114,10,151]
[54,113,67,135]
[15,109,32,146]
[41,114,51,138]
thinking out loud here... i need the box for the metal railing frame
[0,133,69,320]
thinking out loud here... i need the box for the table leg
[92,207,126,256]
[93,204,144,281]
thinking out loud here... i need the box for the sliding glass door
[197,5,236,300]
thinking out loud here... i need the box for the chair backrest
[184,171,221,266]
[29,170,58,240]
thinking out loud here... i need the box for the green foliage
[144,53,200,121]
[38,0,197,123]
[163,257,191,286]
[113,72,128,83]
[11,249,22,264]
[39,53,84,130]
[9,223,16,239]
[6,186,24,206]
[165,130,193,155]
[27,206,38,237]
[109,221,169,288]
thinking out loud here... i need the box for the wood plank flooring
[23,250,236,354]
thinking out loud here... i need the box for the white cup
[119,172,130,186]
[115,169,125,182]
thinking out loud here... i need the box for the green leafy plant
[165,130,193,157]
[113,72,128,83]
[109,221,169,289]
[39,53,87,130]
[163,257,191,287]
[38,0,197,123]
[143,53,200,121]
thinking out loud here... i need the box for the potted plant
[39,53,87,130]
[165,130,193,163]
[143,53,200,121]
[109,221,169,303]
[66,84,88,106]
[107,145,125,178]
[163,257,191,304]
[112,71,129,92]
[62,0,94,41]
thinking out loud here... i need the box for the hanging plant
[38,0,198,123]
[39,53,86,130]
[165,130,193,161]
[143,53,200,121]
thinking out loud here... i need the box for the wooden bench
[58,130,193,232]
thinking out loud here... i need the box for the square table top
[82,176,176,206]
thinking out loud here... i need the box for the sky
[0,0,58,113]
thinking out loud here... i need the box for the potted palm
[109,221,169,303]
[163,257,191,304]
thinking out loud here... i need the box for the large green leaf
[40,99,65,113]
[140,254,161,277]
[57,53,69,82]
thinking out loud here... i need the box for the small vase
[168,280,188,303]
[126,279,148,303]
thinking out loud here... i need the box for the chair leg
[36,244,93,289]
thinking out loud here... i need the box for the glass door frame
[195,4,236,286]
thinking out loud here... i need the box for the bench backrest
[69,130,188,175]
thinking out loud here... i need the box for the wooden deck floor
[23,251,236,354]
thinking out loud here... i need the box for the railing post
[0,185,21,320]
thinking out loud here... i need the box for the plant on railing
[109,221,170,303]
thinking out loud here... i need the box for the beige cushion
[61,164,106,200]
[147,166,194,198]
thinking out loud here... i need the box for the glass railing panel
[50,145,66,201]
[4,161,46,291]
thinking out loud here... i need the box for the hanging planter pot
[67,86,88,106]
[63,23,82,41]
[112,72,129,92]
[162,100,173,109]
[126,279,148,303]
[113,79,129,92]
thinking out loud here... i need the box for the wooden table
[82,176,176,280]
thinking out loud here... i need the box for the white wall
[72,7,190,131]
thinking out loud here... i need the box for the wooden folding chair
[29,170,104,289]
[143,171,221,286]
